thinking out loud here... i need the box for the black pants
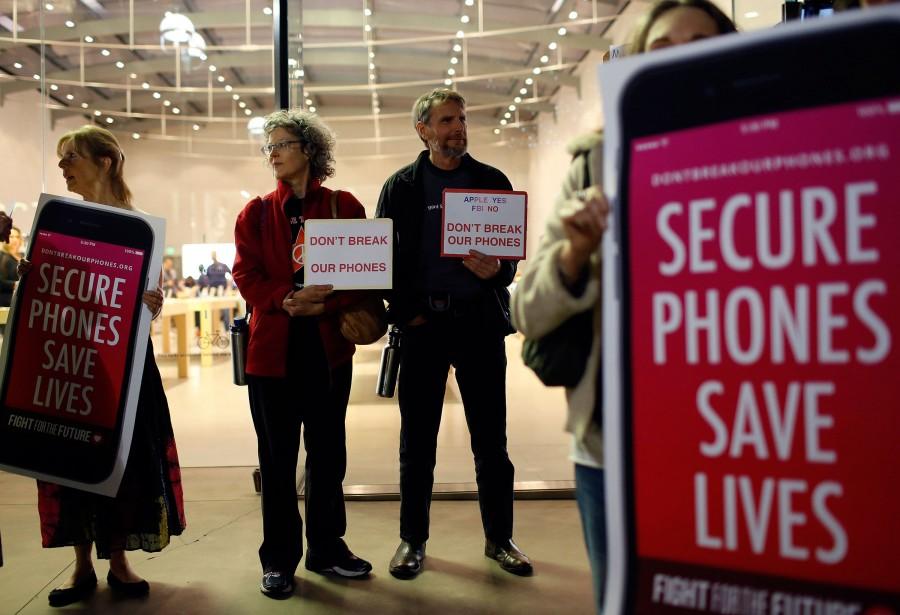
[397,313,514,545]
[247,361,352,576]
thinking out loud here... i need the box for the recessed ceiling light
[164,100,171,106]
[509,104,516,111]
[308,106,315,113]
[209,65,217,72]
[447,68,455,75]
[192,124,200,130]
[364,8,372,16]
[514,96,522,103]
[13,62,22,69]
[368,62,375,70]
[142,82,150,89]
[84,35,94,42]
[130,72,137,78]
[465,0,474,5]
[244,108,252,116]
[525,77,534,85]
[232,94,240,101]
[172,107,180,114]
[444,78,452,86]
[569,10,578,19]
[115,61,125,68]
[305,98,313,105]
[217,75,225,82]
[456,30,464,38]
[32,74,40,80]
[263,6,272,15]
[504,112,511,119]
[532,67,541,74]
[81,102,89,108]
[460,15,470,24]
[50,84,58,90]
[105,117,114,124]
[369,73,375,80]
[453,44,462,53]
[45,3,54,10]
[500,119,508,125]
[540,55,549,63]
[364,24,372,32]
[549,41,558,50]
[153,92,161,99]
[100,49,110,56]
[65,20,75,28]
[493,128,500,134]
[93,110,101,116]
[239,101,246,108]
[744,10,760,18]
[450,57,458,64]
[520,87,527,95]
[132,133,140,139]
[369,51,375,59]
[66,94,74,100]
[225,85,233,92]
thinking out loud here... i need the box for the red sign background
[627,97,900,594]
[6,231,144,430]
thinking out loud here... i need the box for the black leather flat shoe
[107,570,150,598]
[485,539,533,576]
[48,570,98,607]
[389,540,425,579]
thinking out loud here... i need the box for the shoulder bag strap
[329,189,340,219]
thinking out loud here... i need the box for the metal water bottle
[231,314,249,386]
[376,326,402,398]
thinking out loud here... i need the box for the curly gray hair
[263,109,336,182]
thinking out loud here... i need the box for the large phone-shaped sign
[0,195,164,496]
[601,10,900,613]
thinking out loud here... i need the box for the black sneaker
[305,540,373,578]
[260,571,293,598]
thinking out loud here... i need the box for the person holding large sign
[375,88,530,579]
[232,109,373,599]
[512,3,736,612]
[19,126,185,607]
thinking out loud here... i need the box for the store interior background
[0,0,779,484]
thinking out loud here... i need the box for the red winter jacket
[233,180,366,377]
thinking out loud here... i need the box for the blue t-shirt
[419,158,481,295]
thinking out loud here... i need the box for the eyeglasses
[260,140,301,156]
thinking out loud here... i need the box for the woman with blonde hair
[511,2,736,612]
[20,125,185,607]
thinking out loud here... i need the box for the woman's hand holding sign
[282,284,333,317]
[558,186,610,285]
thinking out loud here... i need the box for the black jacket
[375,150,517,332]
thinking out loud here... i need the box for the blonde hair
[57,125,133,208]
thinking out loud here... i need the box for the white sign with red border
[440,189,527,259]
[303,218,393,290]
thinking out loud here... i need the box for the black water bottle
[230,314,249,386]
[376,326,402,398]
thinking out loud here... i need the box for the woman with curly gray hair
[233,109,372,598]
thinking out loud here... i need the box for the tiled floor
[0,331,591,613]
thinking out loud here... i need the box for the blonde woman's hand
[142,288,164,318]
[558,186,610,284]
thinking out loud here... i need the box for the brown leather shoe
[485,539,533,576]
[389,540,425,579]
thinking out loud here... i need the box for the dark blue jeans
[576,464,607,614]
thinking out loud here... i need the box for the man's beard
[437,138,467,158]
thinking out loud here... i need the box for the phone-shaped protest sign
[0,195,163,496]
[602,10,900,613]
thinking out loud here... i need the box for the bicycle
[197,330,231,350]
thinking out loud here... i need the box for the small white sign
[304,218,393,289]
[441,189,527,259]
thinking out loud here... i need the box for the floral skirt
[37,341,186,559]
